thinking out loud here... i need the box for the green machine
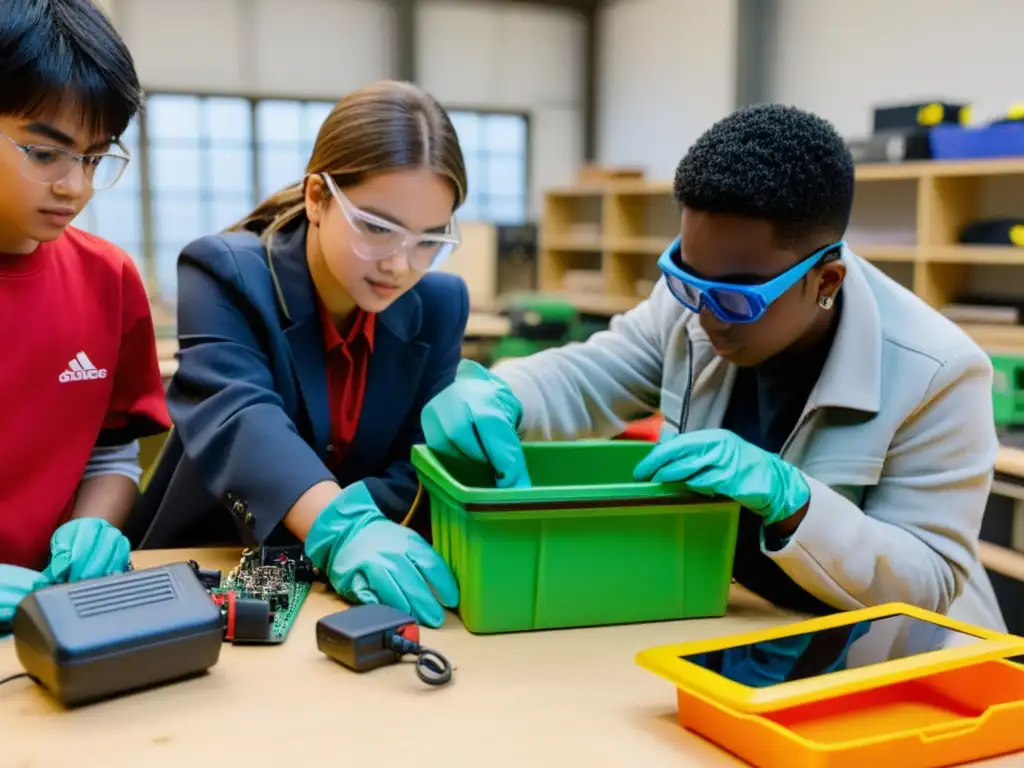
[493,294,597,360]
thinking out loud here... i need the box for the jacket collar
[267,221,426,454]
[685,247,882,415]
[807,249,882,414]
[268,221,423,342]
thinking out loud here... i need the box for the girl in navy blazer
[143,81,470,627]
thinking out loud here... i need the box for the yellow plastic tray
[636,603,1024,768]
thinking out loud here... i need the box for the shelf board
[849,245,1024,265]
[546,185,606,198]
[540,235,603,252]
[854,163,928,181]
[927,157,1024,178]
[958,323,1024,354]
[852,245,918,262]
[605,236,671,255]
[855,157,1024,181]
[546,158,1024,202]
[922,245,1024,266]
[606,180,674,196]
[979,540,1024,582]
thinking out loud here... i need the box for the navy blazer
[135,222,469,549]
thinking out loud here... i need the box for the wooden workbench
[0,549,795,767]
[2,553,1022,767]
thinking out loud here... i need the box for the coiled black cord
[386,633,453,687]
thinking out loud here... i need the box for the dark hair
[673,104,855,247]
[0,0,143,140]
[229,80,467,245]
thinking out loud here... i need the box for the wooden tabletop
[0,548,792,768]
[1,548,1020,766]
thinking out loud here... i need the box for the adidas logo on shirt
[58,351,108,383]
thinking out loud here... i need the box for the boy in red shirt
[0,0,171,627]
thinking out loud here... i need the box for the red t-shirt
[318,299,375,474]
[0,227,171,569]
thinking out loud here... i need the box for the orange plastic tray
[675,660,1024,768]
[636,603,1024,768]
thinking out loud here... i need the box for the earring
[818,295,834,310]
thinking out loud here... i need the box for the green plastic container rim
[410,440,727,509]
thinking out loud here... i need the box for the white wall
[105,0,394,97]
[416,0,587,216]
[768,0,1024,136]
[596,0,739,177]
[96,0,583,220]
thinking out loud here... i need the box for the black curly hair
[674,104,855,248]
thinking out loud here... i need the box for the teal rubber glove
[633,429,810,527]
[304,482,459,628]
[0,565,48,632]
[420,359,531,489]
[42,518,132,584]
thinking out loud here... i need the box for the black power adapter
[11,562,223,707]
[316,604,453,686]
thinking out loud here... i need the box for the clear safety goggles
[321,172,461,273]
[1,130,130,191]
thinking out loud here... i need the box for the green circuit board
[204,546,315,644]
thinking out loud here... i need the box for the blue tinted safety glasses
[657,238,845,323]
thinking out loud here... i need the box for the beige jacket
[495,249,1005,630]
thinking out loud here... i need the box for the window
[146,94,255,301]
[255,100,335,199]
[449,111,528,225]
[112,93,530,303]
[76,119,143,266]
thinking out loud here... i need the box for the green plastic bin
[410,440,741,634]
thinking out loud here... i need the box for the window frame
[131,89,531,301]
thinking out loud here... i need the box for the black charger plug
[316,604,453,686]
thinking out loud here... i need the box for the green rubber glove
[633,429,810,527]
[420,359,531,489]
[304,482,459,629]
[42,518,132,584]
[0,565,49,633]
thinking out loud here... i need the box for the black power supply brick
[12,562,223,707]
[316,604,453,686]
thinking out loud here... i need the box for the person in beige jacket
[421,104,1005,631]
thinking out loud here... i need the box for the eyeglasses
[321,173,460,273]
[657,238,845,323]
[1,131,130,191]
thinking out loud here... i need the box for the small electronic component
[11,563,223,707]
[195,545,314,644]
[316,604,453,687]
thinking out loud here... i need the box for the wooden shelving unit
[539,159,1024,326]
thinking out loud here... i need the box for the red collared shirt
[318,300,376,472]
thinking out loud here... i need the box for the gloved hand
[0,565,49,632]
[633,429,810,527]
[304,482,459,628]
[421,359,531,489]
[42,518,132,584]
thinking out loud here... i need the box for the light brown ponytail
[224,80,467,249]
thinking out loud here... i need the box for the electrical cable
[0,672,28,687]
[399,482,424,527]
[386,632,453,687]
